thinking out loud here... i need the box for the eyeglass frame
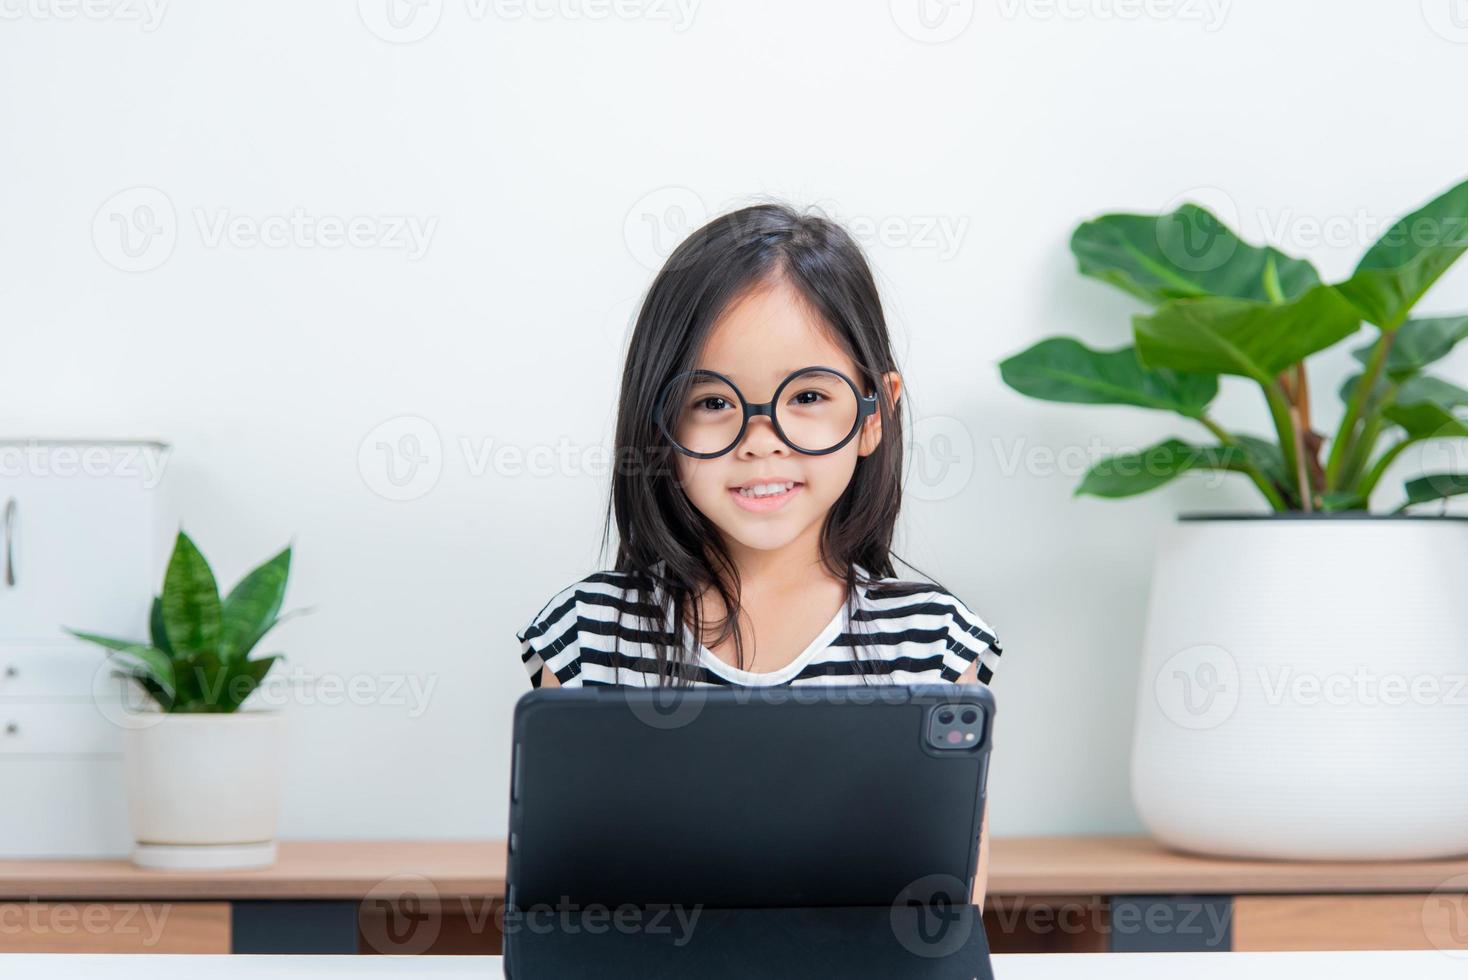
[653,364,880,460]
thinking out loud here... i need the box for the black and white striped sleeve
[938,594,1002,686]
[516,582,585,688]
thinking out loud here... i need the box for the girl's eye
[791,390,827,406]
[695,396,732,412]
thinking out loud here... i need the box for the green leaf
[1076,438,1252,498]
[171,649,225,711]
[220,546,292,661]
[999,339,1218,417]
[161,532,222,658]
[1134,285,1362,383]
[1381,376,1468,440]
[1320,490,1368,512]
[1337,178,1468,330]
[1071,205,1320,305]
[1339,373,1392,408]
[1396,374,1468,410]
[64,631,176,694]
[217,655,281,713]
[1383,403,1468,439]
[1235,435,1291,495]
[119,669,174,710]
[168,646,285,713]
[149,596,173,656]
[1402,472,1468,508]
[1350,315,1468,380]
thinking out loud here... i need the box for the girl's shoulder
[851,565,1004,685]
[515,569,663,687]
[519,569,657,624]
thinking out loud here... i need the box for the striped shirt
[516,564,1002,688]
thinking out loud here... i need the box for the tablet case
[504,684,995,978]
[506,904,992,979]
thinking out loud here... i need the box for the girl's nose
[736,414,789,458]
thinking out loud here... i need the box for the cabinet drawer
[0,643,124,700]
[1234,894,1468,952]
[0,644,136,759]
[0,756,130,857]
[0,702,126,757]
[0,446,161,641]
[0,902,230,952]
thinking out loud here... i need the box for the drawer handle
[2,498,13,588]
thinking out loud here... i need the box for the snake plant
[68,532,294,712]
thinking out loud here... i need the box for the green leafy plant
[1000,177,1468,512]
[68,532,295,712]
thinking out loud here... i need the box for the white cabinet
[0,440,166,857]
[0,445,159,641]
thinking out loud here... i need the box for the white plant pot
[124,710,286,870]
[1132,515,1468,861]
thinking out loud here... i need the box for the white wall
[5,0,1468,839]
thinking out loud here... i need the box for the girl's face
[673,276,901,562]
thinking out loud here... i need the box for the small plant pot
[123,710,287,870]
[1131,513,1468,860]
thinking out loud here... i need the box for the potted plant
[999,177,1468,860]
[68,532,296,870]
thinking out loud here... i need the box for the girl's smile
[728,479,805,512]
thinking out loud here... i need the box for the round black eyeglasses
[653,366,879,459]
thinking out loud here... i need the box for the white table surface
[0,951,1463,977]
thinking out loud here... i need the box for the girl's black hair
[602,202,911,685]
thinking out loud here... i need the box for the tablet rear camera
[928,703,984,751]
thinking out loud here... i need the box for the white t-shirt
[516,564,1002,688]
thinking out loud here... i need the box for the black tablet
[504,683,995,978]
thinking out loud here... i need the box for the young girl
[515,202,1004,904]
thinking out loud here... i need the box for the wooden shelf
[0,841,506,900]
[9,835,1467,902]
[987,835,1468,896]
[5,836,1468,955]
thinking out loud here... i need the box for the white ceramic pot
[124,711,286,870]
[1131,515,1468,860]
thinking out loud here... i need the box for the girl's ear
[857,371,903,457]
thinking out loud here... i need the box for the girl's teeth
[738,482,795,498]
